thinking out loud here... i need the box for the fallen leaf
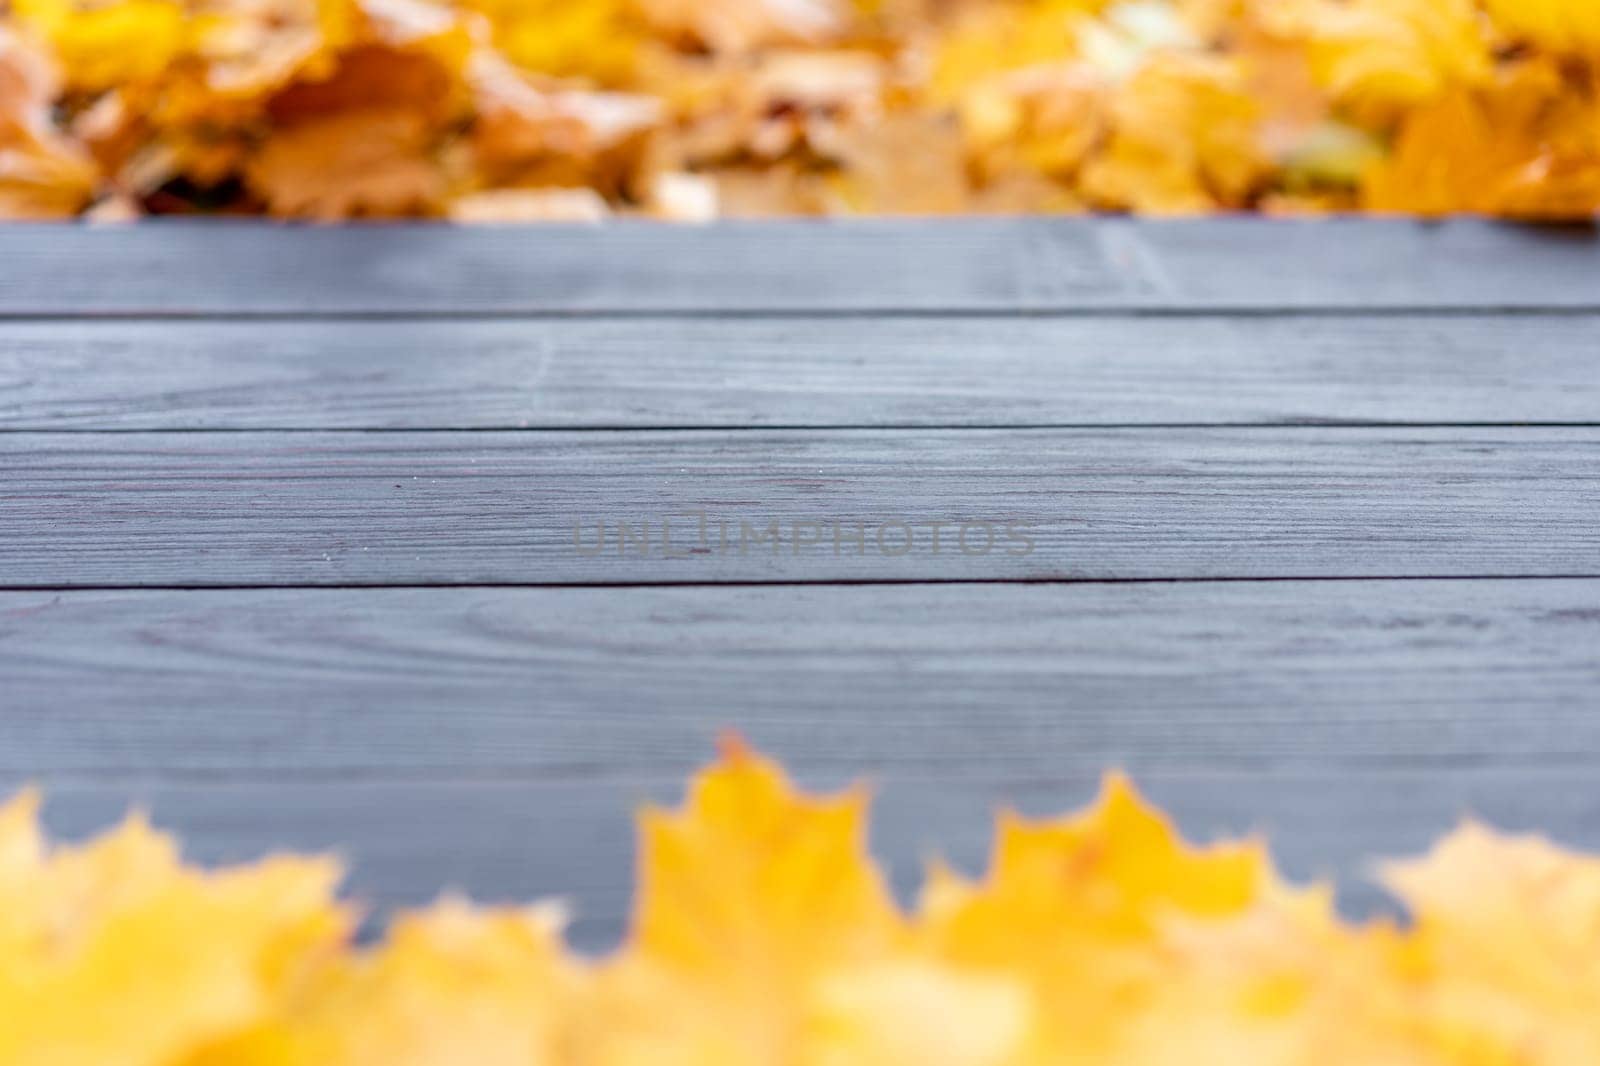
[0,793,348,1066]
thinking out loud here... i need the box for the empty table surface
[3,219,1598,949]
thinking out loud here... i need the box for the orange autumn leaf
[1364,59,1600,218]
[0,25,96,216]
[467,51,659,187]
[245,106,445,217]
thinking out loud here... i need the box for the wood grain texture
[3,428,1598,585]
[5,314,1600,430]
[5,219,1599,944]
[0,219,1595,314]
[4,581,1600,776]
[24,769,1600,949]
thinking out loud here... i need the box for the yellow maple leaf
[933,4,1268,211]
[800,959,1033,1066]
[918,773,1271,1061]
[595,736,902,1065]
[1080,51,1268,213]
[186,900,587,1066]
[1113,886,1436,1065]
[12,0,188,93]
[951,64,1106,189]
[1383,823,1600,1064]
[1288,0,1491,127]
[629,736,901,974]
[1481,0,1600,58]
[8,750,1600,1063]
[0,792,348,1066]
[459,0,641,85]
[929,0,1101,106]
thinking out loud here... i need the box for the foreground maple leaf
[185,902,587,1066]
[914,774,1272,1062]
[8,745,1600,1064]
[594,735,903,1065]
[1383,824,1600,1062]
[0,790,348,1066]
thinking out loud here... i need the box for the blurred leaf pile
[7,740,1600,1065]
[1,0,1599,218]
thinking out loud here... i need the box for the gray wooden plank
[5,314,1600,430]
[4,581,1600,776]
[1,220,1595,314]
[23,769,1600,950]
[2,428,1598,585]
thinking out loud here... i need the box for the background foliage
[2,0,1599,219]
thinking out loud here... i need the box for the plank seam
[6,574,1600,592]
[6,422,1600,434]
[3,306,1600,321]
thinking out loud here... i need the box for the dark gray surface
[0,219,1597,314]
[3,220,1599,933]
[5,314,1600,429]
[4,581,1600,777]
[4,428,1598,585]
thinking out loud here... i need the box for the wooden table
[2,218,1598,948]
